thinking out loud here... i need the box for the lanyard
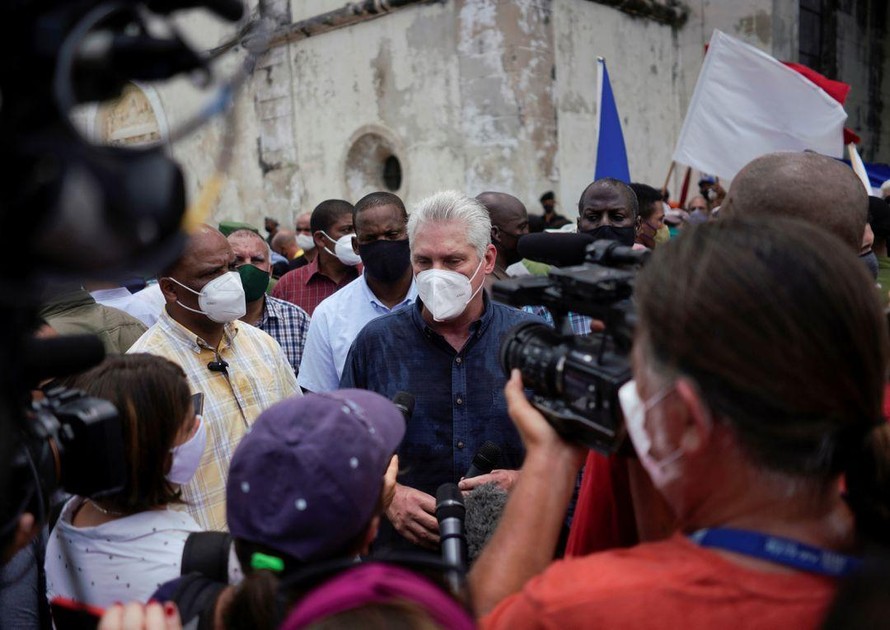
[688,527,860,578]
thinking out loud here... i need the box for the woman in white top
[45,353,207,609]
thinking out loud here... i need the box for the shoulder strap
[181,531,233,582]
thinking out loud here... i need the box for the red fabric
[270,258,359,317]
[782,62,850,104]
[483,534,838,630]
[564,452,638,557]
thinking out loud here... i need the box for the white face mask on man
[295,233,316,252]
[618,380,683,490]
[320,231,361,266]
[167,272,246,323]
[415,257,485,322]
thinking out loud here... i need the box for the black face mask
[580,225,636,247]
[358,238,411,283]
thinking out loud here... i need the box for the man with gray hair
[340,190,544,553]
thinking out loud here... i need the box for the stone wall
[104,0,887,230]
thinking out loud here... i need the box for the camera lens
[499,322,568,398]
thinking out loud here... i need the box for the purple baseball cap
[226,389,405,562]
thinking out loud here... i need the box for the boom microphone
[517,232,594,267]
[465,441,502,479]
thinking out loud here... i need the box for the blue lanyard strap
[688,527,861,578]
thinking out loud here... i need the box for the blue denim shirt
[340,297,545,500]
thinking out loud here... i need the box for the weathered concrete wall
[553,0,685,212]
[835,0,888,163]
[104,0,886,232]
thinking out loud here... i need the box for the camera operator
[471,216,890,628]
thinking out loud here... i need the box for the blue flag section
[594,57,630,183]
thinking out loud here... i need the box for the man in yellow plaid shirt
[129,225,300,531]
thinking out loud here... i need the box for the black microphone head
[517,232,594,267]
[436,482,465,520]
[391,391,415,421]
[471,441,502,475]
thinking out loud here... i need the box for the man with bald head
[128,225,299,530]
[270,228,309,278]
[476,191,530,292]
[721,151,867,251]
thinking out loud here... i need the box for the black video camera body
[494,239,650,454]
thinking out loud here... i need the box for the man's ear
[158,277,178,302]
[490,226,500,244]
[483,243,497,274]
[635,215,643,233]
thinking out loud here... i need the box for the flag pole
[661,161,676,197]
[847,143,872,194]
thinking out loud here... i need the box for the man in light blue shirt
[298,192,417,392]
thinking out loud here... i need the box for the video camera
[3,386,126,545]
[493,239,650,453]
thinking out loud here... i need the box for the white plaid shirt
[128,309,300,531]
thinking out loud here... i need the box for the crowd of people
[3,149,890,630]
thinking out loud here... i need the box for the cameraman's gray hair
[408,190,492,259]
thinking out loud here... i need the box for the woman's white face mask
[166,415,207,485]
[618,380,683,491]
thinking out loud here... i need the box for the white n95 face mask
[167,415,207,485]
[169,272,246,323]
[618,380,682,491]
[321,232,361,266]
[416,258,484,322]
[295,233,316,252]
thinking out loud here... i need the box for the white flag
[673,29,847,182]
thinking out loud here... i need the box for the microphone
[464,482,509,563]
[436,483,467,573]
[391,391,415,423]
[465,441,502,479]
[517,232,594,267]
[207,358,229,373]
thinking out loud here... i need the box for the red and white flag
[673,29,848,181]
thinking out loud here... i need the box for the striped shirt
[255,295,311,377]
[128,309,300,531]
